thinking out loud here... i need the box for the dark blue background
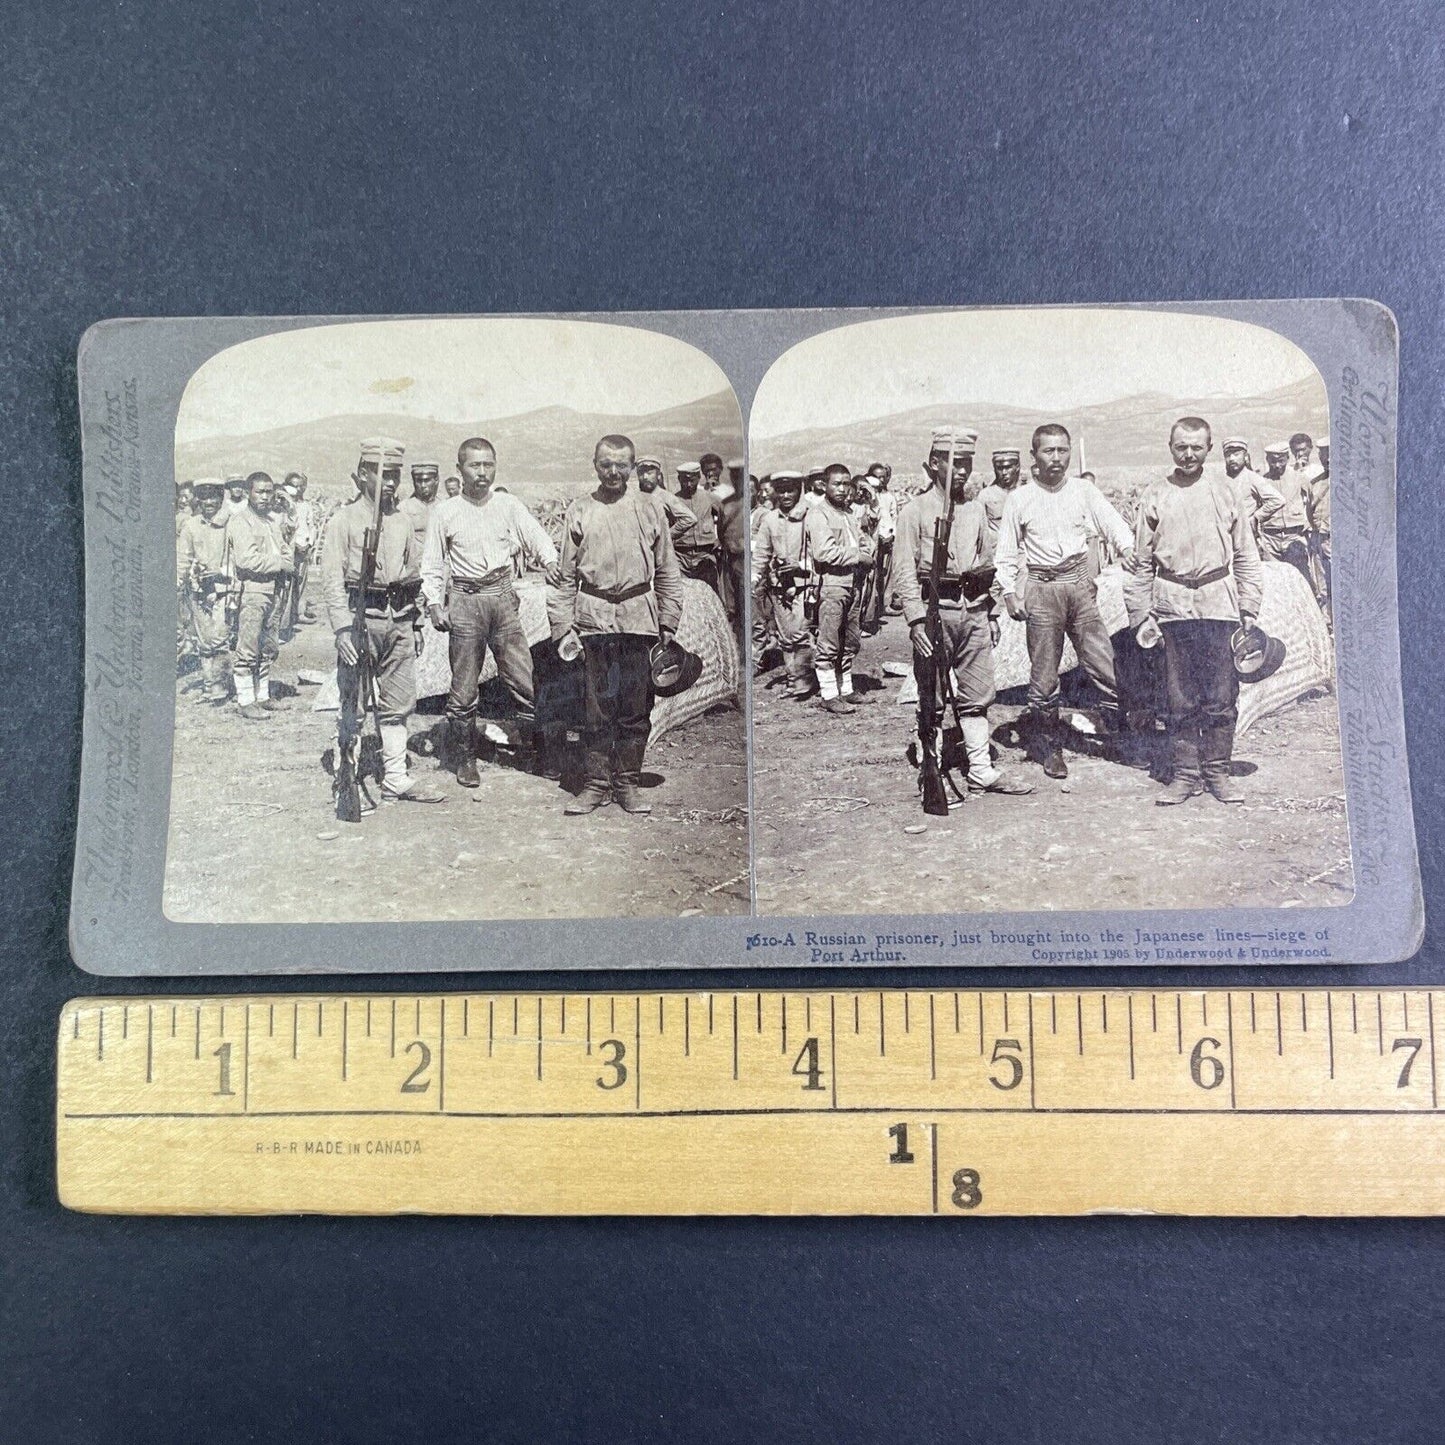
[4,2,1443,1440]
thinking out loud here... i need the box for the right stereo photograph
[747,307,1346,918]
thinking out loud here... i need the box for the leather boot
[1157,737,1204,805]
[449,718,480,788]
[1201,723,1243,802]
[1032,709,1067,779]
[613,739,652,815]
[565,749,612,814]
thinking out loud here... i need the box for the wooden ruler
[57,988,1445,1216]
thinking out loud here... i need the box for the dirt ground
[751,610,1353,917]
[164,620,749,923]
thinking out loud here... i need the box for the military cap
[358,436,405,466]
[635,455,663,469]
[1264,440,1289,457]
[224,472,246,486]
[1222,437,1250,451]
[191,477,225,493]
[806,467,827,481]
[930,427,979,453]
[771,469,805,484]
[991,447,1020,459]
[410,458,440,474]
[726,456,745,470]
[676,462,702,477]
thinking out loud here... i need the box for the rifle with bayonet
[913,432,968,816]
[334,469,386,822]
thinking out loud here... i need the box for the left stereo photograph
[76,315,750,968]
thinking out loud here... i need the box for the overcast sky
[750,308,1324,438]
[177,318,732,442]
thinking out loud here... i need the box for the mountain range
[751,373,1330,478]
[176,389,744,501]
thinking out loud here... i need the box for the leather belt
[580,579,652,604]
[1155,563,1231,589]
[1029,556,1091,583]
[451,569,514,593]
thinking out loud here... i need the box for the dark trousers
[582,633,654,781]
[445,585,536,725]
[870,537,894,620]
[1160,619,1239,773]
[1023,569,1118,716]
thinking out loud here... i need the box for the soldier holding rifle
[895,427,1031,799]
[752,470,814,699]
[320,436,444,811]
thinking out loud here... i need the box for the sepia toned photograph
[165,318,748,923]
[748,307,1348,917]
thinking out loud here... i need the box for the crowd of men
[175,435,742,818]
[751,422,1332,808]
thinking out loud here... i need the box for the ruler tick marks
[1051,995,1058,1034]
[756,993,762,1033]
[145,1007,153,1084]
[195,1007,202,1062]
[1377,995,1384,1055]
[1351,993,1358,1032]
[608,998,614,1034]
[634,997,641,1109]
[516,998,522,1036]
[584,997,591,1055]
[929,1123,939,1215]
[171,1006,177,1038]
[220,1005,226,1038]
[805,997,812,1030]
[242,1005,250,1113]
[97,1009,103,1060]
[1202,995,1209,1027]
[829,996,838,1109]
[366,999,371,1038]
[1003,994,1010,1031]
[439,1000,446,1112]
[1275,994,1283,1056]
[1326,993,1335,1080]
[1300,993,1307,1033]
[1403,993,1410,1031]
[1226,994,1237,1110]
[854,996,860,1034]
[1250,993,1257,1033]
[954,992,960,1034]
[781,996,788,1055]
[1176,995,1183,1055]
[929,995,937,1081]
[978,994,985,1055]
[1428,995,1438,1110]
[490,1000,496,1058]
[73,1011,80,1041]
[732,996,739,1080]
[1127,996,1135,1080]
[536,997,543,1080]
[122,1006,128,1040]
[708,993,715,1035]
[684,997,690,1057]
[1076,995,1084,1056]
[462,998,468,1038]
[1027,994,1037,1109]
[904,993,910,1035]
[292,1003,298,1060]
[415,998,421,1035]
[1101,995,1108,1034]
[269,1004,275,1039]
[560,997,566,1035]
[878,993,886,1057]
[390,1000,396,1059]
[316,1002,322,1038]
[659,995,665,1036]
[1151,994,1158,1032]
[342,1002,348,1081]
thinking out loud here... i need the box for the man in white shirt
[995,424,1133,779]
[421,436,558,788]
